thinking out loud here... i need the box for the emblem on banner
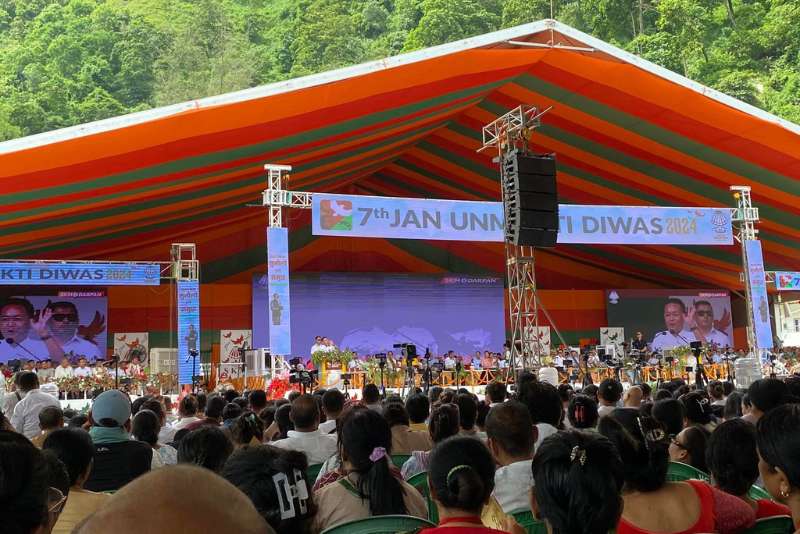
[320,200,353,230]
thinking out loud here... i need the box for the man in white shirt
[310,336,325,356]
[650,298,697,352]
[319,389,344,434]
[272,394,337,465]
[486,401,535,513]
[0,298,61,362]
[47,301,103,361]
[37,359,55,383]
[74,357,93,378]
[170,395,203,432]
[54,357,75,380]
[443,351,456,370]
[597,378,623,418]
[11,371,60,439]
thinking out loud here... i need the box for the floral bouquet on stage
[311,348,356,370]
[267,372,291,400]
[55,376,79,393]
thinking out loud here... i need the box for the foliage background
[0,0,797,141]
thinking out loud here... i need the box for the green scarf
[89,426,130,444]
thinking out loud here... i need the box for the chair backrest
[391,454,411,469]
[742,515,794,534]
[307,463,324,483]
[510,508,548,534]
[748,484,773,501]
[666,461,711,483]
[319,514,435,534]
[407,471,438,524]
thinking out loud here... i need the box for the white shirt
[650,329,697,351]
[318,419,337,434]
[692,328,729,348]
[272,429,338,464]
[11,389,60,438]
[61,335,102,360]
[534,423,558,452]
[493,460,534,513]
[443,357,455,370]
[310,343,325,355]
[171,416,202,431]
[597,404,616,418]
[0,337,49,362]
[54,365,74,379]
[74,366,92,378]
[553,355,564,367]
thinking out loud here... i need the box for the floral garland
[267,374,290,400]
[311,348,356,369]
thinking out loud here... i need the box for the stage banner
[219,329,251,381]
[0,262,160,285]
[267,228,291,356]
[311,193,733,245]
[177,280,200,385]
[113,333,149,364]
[745,240,774,349]
[600,327,625,354]
[775,272,800,291]
[523,326,551,355]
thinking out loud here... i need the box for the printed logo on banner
[113,333,149,365]
[219,329,251,381]
[600,327,625,355]
[320,200,353,230]
[776,272,800,291]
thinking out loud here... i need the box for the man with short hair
[248,389,268,414]
[651,298,697,351]
[0,298,63,362]
[31,405,64,448]
[74,357,92,378]
[742,378,791,425]
[11,371,60,438]
[623,385,644,409]
[405,393,430,432]
[690,300,729,347]
[83,389,152,492]
[47,302,101,360]
[597,378,623,418]
[319,389,344,434]
[272,394,337,464]
[54,357,74,380]
[486,401,535,513]
[485,381,507,407]
[184,395,226,431]
[37,359,55,382]
[171,395,202,432]
[361,383,381,412]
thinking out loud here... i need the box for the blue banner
[0,262,160,285]
[311,194,733,245]
[177,280,200,385]
[745,240,773,350]
[775,271,800,291]
[267,228,291,356]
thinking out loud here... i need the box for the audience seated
[319,389,344,434]
[485,401,534,513]
[385,402,433,454]
[567,394,599,430]
[599,414,754,533]
[273,394,337,464]
[132,409,178,468]
[43,428,110,534]
[362,384,382,411]
[744,378,792,425]
[31,404,64,448]
[272,403,294,441]
[723,391,744,421]
[532,430,624,534]
[680,391,715,432]
[756,404,800,528]
[83,389,152,492]
[230,411,265,448]
[406,393,430,432]
[313,407,427,531]
[456,393,483,438]
[222,445,315,534]
[75,465,274,534]
[11,371,60,439]
[485,381,507,407]
[222,402,244,427]
[177,425,233,473]
[402,402,461,479]
[597,379,623,418]
[249,390,268,414]
[707,419,791,519]
[668,425,710,473]
[624,386,644,409]
[419,436,508,534]
[516,380,562,450]
[171,395,202,431]
[582,384,599,403]
[184,395,225,431]
[651,398,685,437]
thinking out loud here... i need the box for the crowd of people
[2,367,800,534]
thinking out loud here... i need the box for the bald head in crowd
[624,386,644,408]
[75,465,274,534]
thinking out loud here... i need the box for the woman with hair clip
[567,395,599,430]
[402,403,461,479]
[312,407,427,531]
[599,415,754,534]
[229,411,264,448]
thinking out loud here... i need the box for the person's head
[43,428,95,488]
[289,394,320,431]
[177,426,233,473]
[321,389,345,420]
[141,399,166,427]
[653,389,673,401]
[47,302,80,341]
[18,370,40,393]
[77,357,87,368]
[222,445,314,532]
[486,381,507,404]
[132,409,161,447]
[258,406,276,429]
[557,384,574,406]
[517,380,562,427]
[38,406,64,432]
[707,380,724,401]
[205,395,226,422]
[58,357,70,368]
[663,298,687,333]
[287,390,301,404]
[223,389,240,404]
[405,393,429,424]
[429,386,443,404]
[624,386,643,408]
[757,404,800,505]
[230,412,264,447]
[680,391,712,426]
[428,436,496,515]
[196,393,207,413]
[0,298,34,340]
[179,395,199,418]
[635,331,643,340]
[455,393,478,431]
[429,402,461,444]
[692,300,715,332]
[651,398,685,437]
[90,389,132,429]
[723,391,743,420]
[568,395,599,429]
[706,419,759,496]
[0,430,53,534]
[232,396,248,410]
[581,384,599,403]
[598,379,623,406]
[532,430,624,534]
[742,393,752,415]
[338,407,406,516]
[748,379,791,418]
[69,414,88,428]
[722,381,735,397]
[74,465,271,534]
[246,389,267,413]
[274,404,294,439]
[223,403,243,423]
[383,403,410,428]
[668,425,710,472]
[485,401,534,465]
[41,449,70,500]
[362,383,380,404]
[598,415,670,492]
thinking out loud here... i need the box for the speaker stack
[502,150,559,247]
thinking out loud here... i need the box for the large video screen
[606,289,733,351]
[253,273,505,356]
[0,288,108,364]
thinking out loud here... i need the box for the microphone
[6,338,43,361]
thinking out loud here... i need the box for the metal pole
[730,186,759,353]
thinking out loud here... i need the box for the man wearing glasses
[690,300,729,347]
[46,301,102,361]
[0,298,63,363]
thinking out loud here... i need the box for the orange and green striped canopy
[1,21,798,290]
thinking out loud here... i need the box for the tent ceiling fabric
[0,21,798,289]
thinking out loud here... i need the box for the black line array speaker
[502,150,559,247]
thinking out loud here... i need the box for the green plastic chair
[407,471,438,524]
[666,461,711,483]
[742,516,794,534]
[510,509,548,534]
[306,463,324,483]
[320,514,435,534]
[748,484,773,501]
[392,454,411,469]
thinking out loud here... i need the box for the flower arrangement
[312,348,356,369]
[267,375,290,400]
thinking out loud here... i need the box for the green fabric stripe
[391,158,495,200]
[202,247,265,283]
[415,140,497,180]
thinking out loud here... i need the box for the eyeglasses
[48,486,67,515]
[51,314,78,322]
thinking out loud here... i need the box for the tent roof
[1,19,798,289]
